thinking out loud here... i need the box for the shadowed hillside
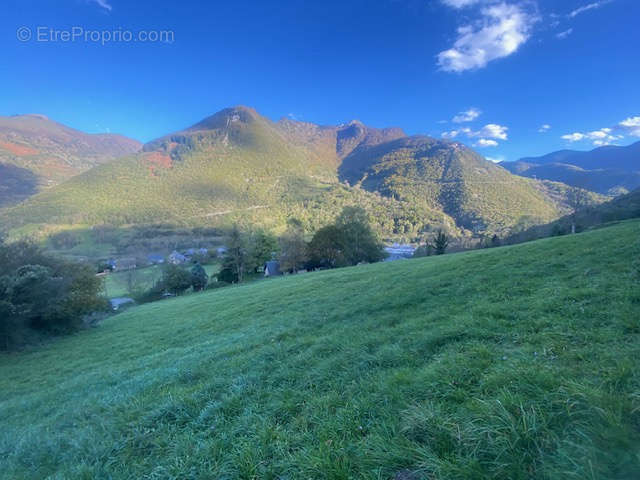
[506,187,640,244]
[0,114,141,206]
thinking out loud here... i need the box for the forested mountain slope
[2,107,578,238]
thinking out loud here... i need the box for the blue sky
[2,0,639,161]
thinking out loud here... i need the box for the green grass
[1,220,639,479]
[103,264,220,299]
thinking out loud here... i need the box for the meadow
[1,220,639,479]
[103,263,220,299]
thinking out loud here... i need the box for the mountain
[0,114,141,207]
[338,136,567,233]
[1,106,577,239]
[502,141,640,195]
[2,219,639,478]
[506,186,640,244]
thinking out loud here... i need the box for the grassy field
[1,220,639,479]
[103,263,220,299]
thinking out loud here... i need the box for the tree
[0,284,20,351]
[567,188,590,234]
[249,230,278,272]
[190,263,208,291]
[432,230,449,255]
[125,268,142,296]
[221,225,250,283]
[0,240,107,349]
[307,225,346,269]
[308,207,387,269]
[336,206,386,265]
[55,262,106,329]
[279,221,308,273]
[160,264,192,295]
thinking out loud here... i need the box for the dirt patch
[0,141,39,156]
[143,152,173,176]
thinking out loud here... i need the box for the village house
[169,251,187,265]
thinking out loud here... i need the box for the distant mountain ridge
[0,114,141,207]
[2,106,585,239]
[503,141,640,195]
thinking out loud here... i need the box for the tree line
[218,206,388,282]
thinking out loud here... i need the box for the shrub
[413,244,433,258]
[0,240,107,350]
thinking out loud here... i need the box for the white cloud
[475,138,499,147]
[442,123,508,141]
[452,108,482,123]
[562,127,622,146]
[561,133,586,142]
[477,123,508,140]
[561,114,640,145]
[619,116,640,137]
[569,1,613,18]
[441,0,483,8]
[587,128,612,139]
[556,28,573,39]
[485,155,505,163]
[620,116,640,128]
[442,127,472,139]
[538,124,551,132]
[89,0,112,11]
[437,2,538,73]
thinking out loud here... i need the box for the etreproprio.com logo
[17,26,175,45]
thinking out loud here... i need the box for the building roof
[265,261,281,276]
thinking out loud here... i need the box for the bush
[413,244,433,258]
[0,240,107,350]
[217,266,238,284]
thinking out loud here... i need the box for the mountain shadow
[0,163,39,207]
